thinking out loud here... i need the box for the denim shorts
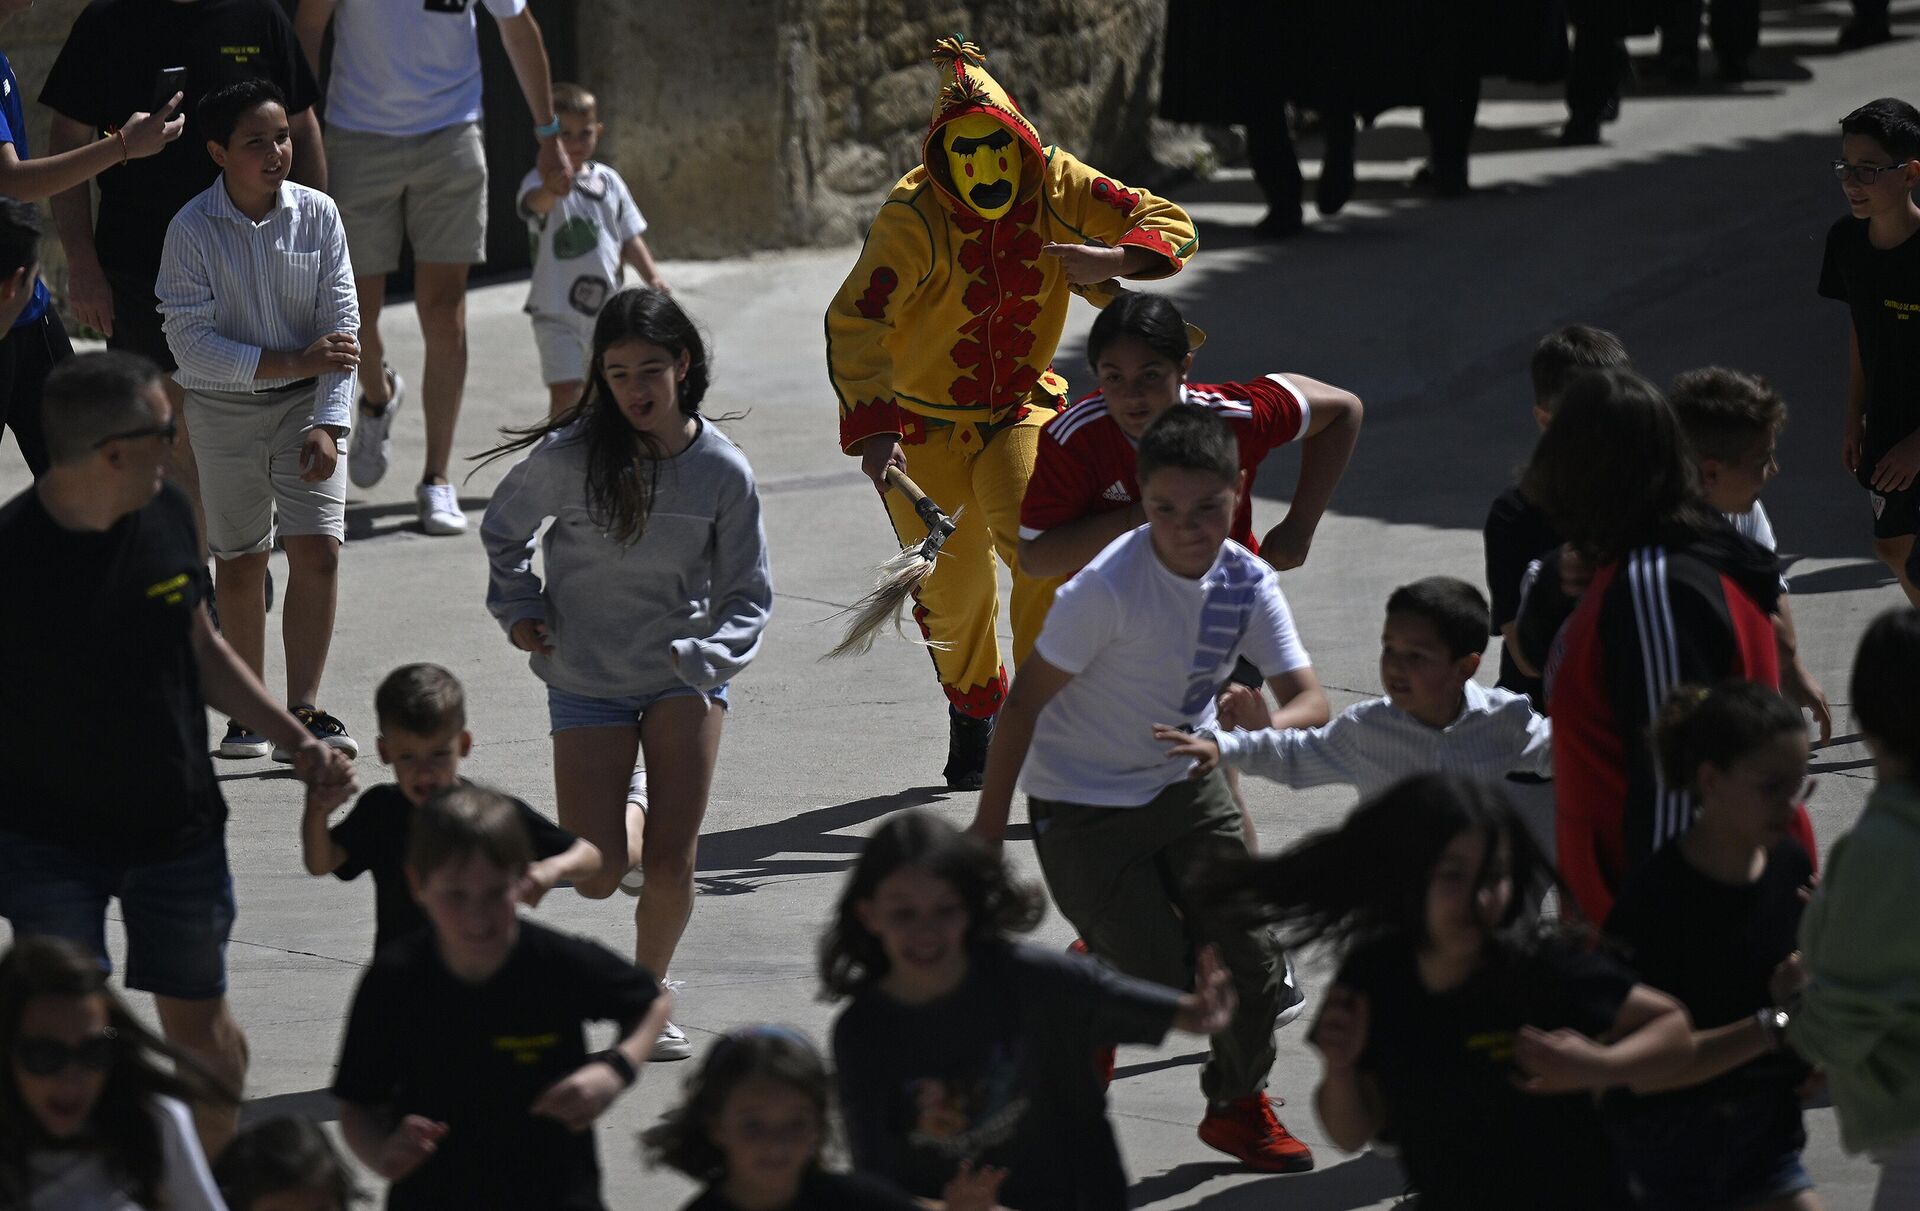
[547,682,729,733]
[0,829,235,1000]
[1614,1085,1813,1211]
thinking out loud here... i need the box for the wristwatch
[590,1047,638,1087]
[1756,1006,1791,1051]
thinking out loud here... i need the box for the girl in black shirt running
[1204,773,1694,1211]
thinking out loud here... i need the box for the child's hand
[290,742,355,794]
[1308,984,1369,1072]
[1152,724,1221,778]
[376,1115,448,1181]
[300,427,338,483]
[297,331,360,378]
[1771,950,1808,1005]
[305,773,355,815]
[1216,682,1272,731]
[941,1159,1008,1211]
[645,276,672,295]
[1174,945,1237,1035]
[531,1060,627,1132]
[510,618,555,656]
[1512,1025,1608,1094]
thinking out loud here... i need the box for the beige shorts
[327,121,488,277]
[529,310,595,385]
[185,385,347,558]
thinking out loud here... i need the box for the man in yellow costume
[826,38,1197,788]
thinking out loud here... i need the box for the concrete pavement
[3,3,1916,1206]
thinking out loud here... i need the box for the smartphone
[153,66,188,114]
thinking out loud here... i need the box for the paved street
[4,4,1915,1206]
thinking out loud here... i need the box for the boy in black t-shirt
[1819,97,1920,606]
[331,784,667,1211]
[303,663,596,955]
[1481,325,1630,709]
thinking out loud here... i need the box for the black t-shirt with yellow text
[1820,216,1920,468]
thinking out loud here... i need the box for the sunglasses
[91,418,178,450]
[1832,159,1914,185]
[12,1030,118,1077]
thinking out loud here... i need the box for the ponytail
[1651,681,1803,795]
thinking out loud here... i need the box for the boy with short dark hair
[331,783,667,1211]
[302,663,597,955]
[1157,576,1552,798]
[157,78,360,761]
[1820,97,1920,606]
[1482,325,1631,707]
[971,403,1330,1174]
[1669,366,1833,742]
[518,81,666,419]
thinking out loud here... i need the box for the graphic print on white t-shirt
[1180,557,1261,715]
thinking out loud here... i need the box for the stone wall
[581,0,1168,257]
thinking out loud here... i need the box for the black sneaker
[218,720,271,760]
[1837,18,1893,50]
[944,707,994,790]
[272,705,359,763]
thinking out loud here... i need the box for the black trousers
[1568,0,1629,123]
[1661,0,1762,63]
[0,310,75,477]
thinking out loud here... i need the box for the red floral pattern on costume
[947,199,1045,411]
[1091,177,1139,215]
[944,667,1008,719]
[840,395,905,452]
[855,267,899,320]
[1118,226,1183,270]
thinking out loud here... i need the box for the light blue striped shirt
[1215,679,1553,799]
[156,179,357,430]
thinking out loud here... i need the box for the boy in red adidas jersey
[1018,292,1361,580]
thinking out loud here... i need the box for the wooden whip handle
[884,465,932,504]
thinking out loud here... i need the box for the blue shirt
[0,49,50,330]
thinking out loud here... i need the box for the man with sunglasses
[0,352,355,1158]
[1819,98,1920,607]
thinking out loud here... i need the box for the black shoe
[1714,52,1751,84]
[1558,116,1603,146]
[944,708,994,790]
[1837,19,1893,50]
[1315,150,1355,216]
[1252,209,1304,240]
[264,566,275,613]
[1413,162,1469,198]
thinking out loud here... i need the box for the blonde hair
[553,83,597,117]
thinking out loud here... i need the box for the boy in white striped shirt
[158,79,361,762]
[1156,577,1551,798]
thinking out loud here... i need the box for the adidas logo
[1102,481,1131,503]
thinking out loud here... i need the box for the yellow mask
[943,113,1020,220]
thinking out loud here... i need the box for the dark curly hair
[1651,681,1804,795]
[214,1114,364,1209]
[641,1025,829,1181]
[818,810,1045,999]
[473,287,716,544]
[0,937,236,1209]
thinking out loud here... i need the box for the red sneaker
[1198,1093,1315,1173]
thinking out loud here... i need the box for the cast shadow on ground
[693,786,951,894]
[344,498,491,542]
[1115,1050,1207,1082]
[242,1086,338,1126]
[1790,561,1895,595]
[1130,1150,1407,1210]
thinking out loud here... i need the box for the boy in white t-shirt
[520,83,667,418]
[1668,366,1833,743]
[970,403,1331,1175]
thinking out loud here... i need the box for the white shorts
[185,384,347,557]
[530,310,595,386]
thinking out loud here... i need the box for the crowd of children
[0,22,1918,1211]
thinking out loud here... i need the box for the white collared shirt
[1215,679,1553,800]
[157,179,357,430]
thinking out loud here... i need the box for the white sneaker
[415,482,468,536]
[618,778,647,895]
[1274,943,1308,1030]
[348,366,402,489]
[650,1020,693,1062]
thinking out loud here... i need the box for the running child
[1018,290,1362,578]
[214,1115,364,1210]
[1155,576,1552,799]
[330,784,669,1211]
[1480,325,1630,708]
[1205,772,1694,1210]
[480,287,773,1061]
[520,82,668,419]
[1818,98,1920,605]
[643,1022,1002,1211]
[155,78,360,761]
[1788,608,1920,1209]
[971,404,1331,1173]
[821,810,1236,1208]
[1605,682,1821,1211]
[301,662,598,955]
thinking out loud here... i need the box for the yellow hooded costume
[825,38,1196,752]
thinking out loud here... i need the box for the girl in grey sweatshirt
[478,288,771,1058]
